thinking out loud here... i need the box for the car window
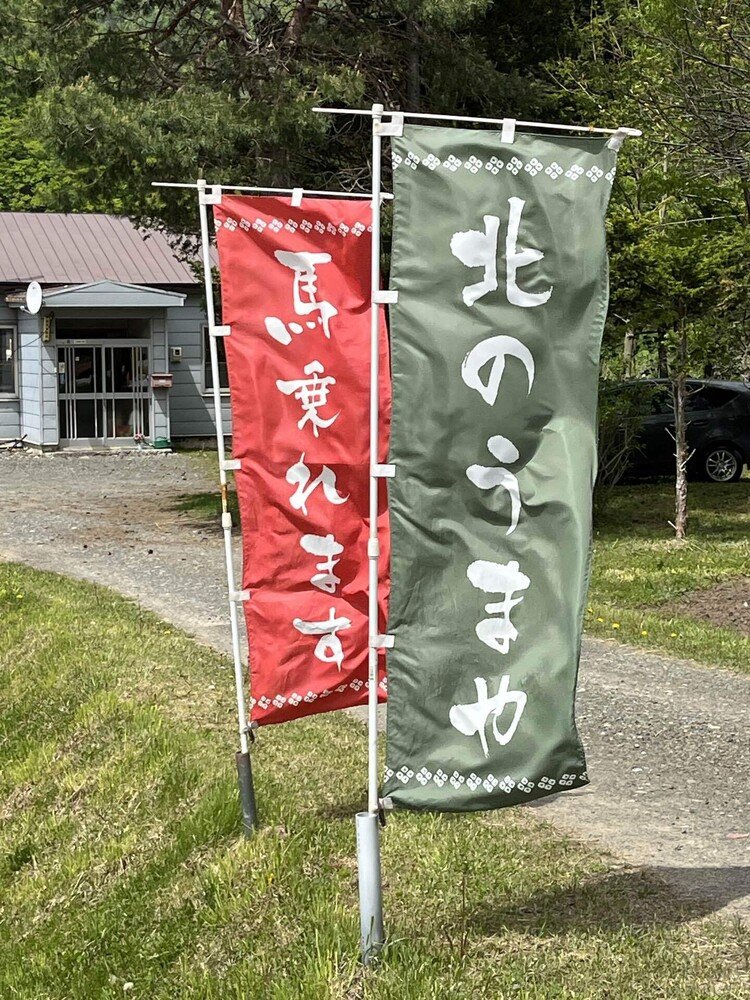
[686,385,738,410]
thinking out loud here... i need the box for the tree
[551,0,750,535]
[639,0,750,211]
[0,1,585,234]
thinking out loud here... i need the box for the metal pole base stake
[356,811,384,963]
[235,750,258,836]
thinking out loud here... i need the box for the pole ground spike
[356,810,385,963]
[236,750,258,835]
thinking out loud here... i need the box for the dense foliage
[0,1,584,228]
[0,1,748,379]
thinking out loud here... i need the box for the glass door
[57,341,150,445]
[103,345,150,439]
[57,345,105,442]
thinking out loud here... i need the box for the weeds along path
[1,451,748,923]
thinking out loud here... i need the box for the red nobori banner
[213,195,390,726]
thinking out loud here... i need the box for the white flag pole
[153,180,393,199]
[367,105,385,824]
[196,178,257,836]
[354,101,387,965]
[312,105,641,138]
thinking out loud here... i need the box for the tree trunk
[406,18,420,111]
[623,327,635,377]
[673,317,689,540]
[219,0,250,72]
[221,0,246,31]
[657,328,669,378]
[283,0,319,49]
[741,179,750,225]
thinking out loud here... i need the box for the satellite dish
[25,281,43,314]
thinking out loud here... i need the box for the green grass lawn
[170,449,240,525]
[586,481,750,673]
[172,486,239,524]
[1,563,749,999]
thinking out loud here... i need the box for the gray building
[0,212,230,449]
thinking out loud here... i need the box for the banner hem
[383,770,589,813]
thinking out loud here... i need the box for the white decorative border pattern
[392,150,615,185]
[384,764,587,795]
[215,215,373,237]
[250,675,387,712]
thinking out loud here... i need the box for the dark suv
[622,379,750,482]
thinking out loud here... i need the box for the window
[685,384,737,410]
[203,326,229,393]
[0,328,17,395]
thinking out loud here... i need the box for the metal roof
[0,213,199,287]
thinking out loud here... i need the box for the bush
[595,381,652,515]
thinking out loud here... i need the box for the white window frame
[0,325,18,398]
[201,324,230,396]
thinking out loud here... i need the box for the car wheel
[702,445,744,483]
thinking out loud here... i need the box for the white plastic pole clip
[372,290,398,305]
[370,634,395,649]
[501,118,516,144]
[200,184,223,205]
[375,112,404,137]
[222,458,241,472]
[210,325,231,337]
[291,187,304,207]
[607,127,633,151]
[373,463,395,478]
[230,589,250,603]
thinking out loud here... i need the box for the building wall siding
[167,294,231,438]
[0,399,20,439]
[18,312,43,445]
[0,304,20,440]
[150,313,170,441]
[40,337,58,446]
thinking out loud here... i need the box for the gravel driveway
[1,451,748,922]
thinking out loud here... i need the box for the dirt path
[2,451,748,922]
[0,451,241,657]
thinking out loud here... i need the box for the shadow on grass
[466,865,750,936]
[594,481,750,542]
[313,794,370,821]
[170,490,240,528]
[654,865,750,915]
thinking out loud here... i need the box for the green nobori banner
[383,125,618,811]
